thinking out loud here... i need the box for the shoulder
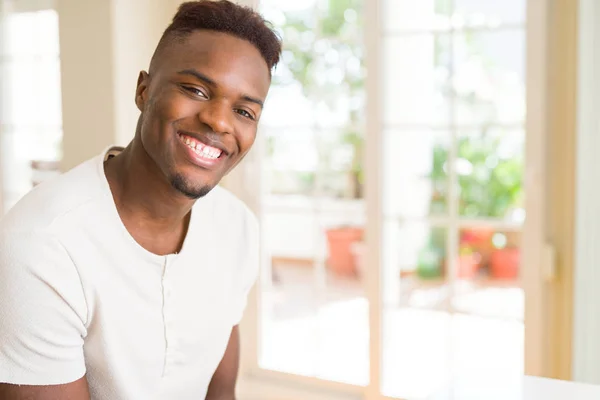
[1,155,105,235]
[202,185,259,234]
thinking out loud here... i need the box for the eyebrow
[177,69,264,108]
[241,95,264,108]
[178,69,216,86]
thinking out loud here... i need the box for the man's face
[136,30,271,199]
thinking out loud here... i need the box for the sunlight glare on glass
[492,233,508,249]
[264,0,318,12]
[344,8,358,23]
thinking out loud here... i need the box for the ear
[135,71,150,112]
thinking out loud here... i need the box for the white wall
[58,0,180,171]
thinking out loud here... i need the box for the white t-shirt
[0,147,259,400]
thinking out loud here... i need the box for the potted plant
[342,129,364,199]
[489,232,520,280]
[416,228,446,279]
[457,245,480,279]
[416,241,444,279]
[427,129,523,280]
[326,225,363,277]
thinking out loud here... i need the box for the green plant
[342,129,364,198]
[416,228,446,279]
[269,0,366,198]
[457,131,523,218]
[422,129,523,275]
[428,130,523,219]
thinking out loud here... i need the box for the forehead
[157,30,271,98]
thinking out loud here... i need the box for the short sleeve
[230,211,260,327]
[0,231,88,385]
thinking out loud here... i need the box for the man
[0,1,281,399]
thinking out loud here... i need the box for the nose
[197,99,234,135]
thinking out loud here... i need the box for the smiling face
[135,30,271,199]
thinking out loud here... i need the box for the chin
[170,172,216,199]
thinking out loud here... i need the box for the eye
[182,85,208,99]
[235,109,255,120]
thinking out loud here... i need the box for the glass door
[243,0,533,399]
[379,1,526,399]
[257,0,370,387]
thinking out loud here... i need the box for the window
[380,2,526,397]
[0,1,62,214]
[249,1,528,399]
[258,0,369,386]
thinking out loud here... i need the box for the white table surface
[428,376,600,400]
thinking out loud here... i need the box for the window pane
[1,9,62,215]
[1,129,31,197]
[3,61,35,126]
[383,130,450,218]
[452,0,526,27]
[452,30,525,126]
[263,127,318,196]
[383,34,451,126]
[383,0,452,32]
[382,222,449,307]
[457,127,525,219]
[261,0,365,128]
[449,227,524,400]
[260,206,368,385]
[258,0,368,386]
[317,126,364,199]
[382,0,524,33]
[382,221,450,398]
[382,223,524,398]
[454,228,523,319]
[4,12,36,56]
[36,10,60,56]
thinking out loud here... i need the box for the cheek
[147,88,197,129]
[236,128,257,155]
[153,95,188,130]
[141,96,195,153]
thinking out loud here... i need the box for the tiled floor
[260,264,524,399]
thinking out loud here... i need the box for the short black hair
[154,0,282,73]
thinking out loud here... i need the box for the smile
[177,133,223,160]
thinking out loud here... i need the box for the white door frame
[572,0,600,385]
[522,0,550,378]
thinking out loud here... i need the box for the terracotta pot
[457,254,479,279]
[325,227,363,277]
[461,227,494,265]
[350,241,366,277]
[490,248,520,279]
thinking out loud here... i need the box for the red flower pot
[325,227,363,277]
[490,248,520,280]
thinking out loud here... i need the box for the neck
[104,138,194,231]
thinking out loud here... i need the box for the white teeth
[180,134,222,159]
[185,137,195,149]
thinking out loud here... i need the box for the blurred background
[1,0,598,399]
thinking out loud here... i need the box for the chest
[76,250,239,398]
[84,252,237,352]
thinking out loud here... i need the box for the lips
[177,132,227,169]
[178,133,223,159]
